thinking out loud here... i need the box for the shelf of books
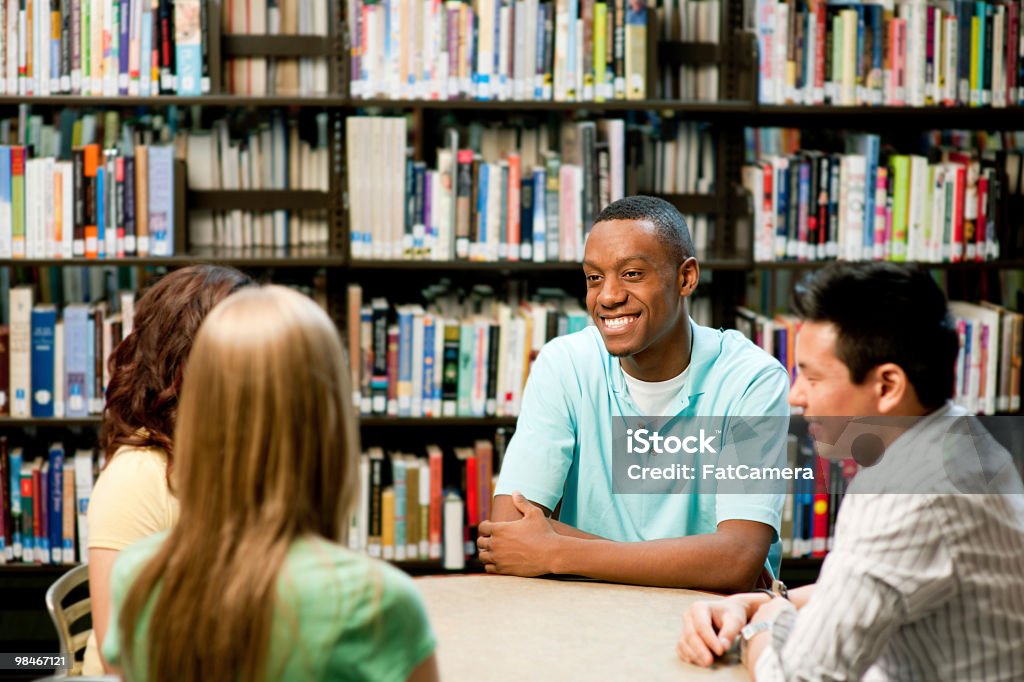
[0,0,338,100]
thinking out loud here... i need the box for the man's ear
[678,257,700,297]
[874,362,909,413]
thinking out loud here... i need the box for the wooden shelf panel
[221,35,335,57]
[350,98,754,114]
[0,417,102,427]
[351,258,752,272]
[0,247,345,268]
[753,105,1024,129]
[657,42,723,64]
[754,259,1024,271]
[0,95,347,106]
[188,190,332,211]
[360,416,518,428]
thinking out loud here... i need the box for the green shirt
[103,532,436,681]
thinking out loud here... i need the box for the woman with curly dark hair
[83,265,252,675]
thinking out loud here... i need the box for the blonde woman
[102,286,439,682]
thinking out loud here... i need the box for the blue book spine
[798,161,810,259]
[493,0,503,95]
[975,2,986,106]
[567,0,578,97]
[140,5,153,96]
[30,307,57,417]
[862,135,880,258]
[397,308,413,417]
[9,450,22,559]
[148,146,175,256]
[477,162,489,256]
[119,0,132,94]
[174,0,202,95]
[776,163,789,256]
[535,3,547,99]
[422,316,436,415]
[532,168,546,260]
[38,464,49,563]
[64,306,89,417]
[393,459,406,558]
[870,6,882,100]
[48,446,63,564]
[96,166,106,258]
[0,146,11,258]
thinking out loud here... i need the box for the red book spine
[428,448,442,558]
[386,325,399,416]
[976,173,988,261]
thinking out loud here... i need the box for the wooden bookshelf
[0,417,103,428]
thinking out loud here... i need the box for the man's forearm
[550,533,766,592]
[549,519,604,540]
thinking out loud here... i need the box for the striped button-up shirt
[755,404,1024,681]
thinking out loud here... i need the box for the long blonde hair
[117,285,360,682]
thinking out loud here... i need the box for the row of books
[657,0,720,101]
[0,440,96,565]
[743,134,1003,263]
[779,432,854,559]
[755,0,1024,108]
[223,0,331,96]
[347,433,509,568]
[348,0,650,101]
[1,143,176,260]
[3,285,133,417]
[735,300,1024,415]
[346,283,588,417]
[1,108,177,259]
[184,113,332,251]
[0,0,211,96]
[346,115,718,262]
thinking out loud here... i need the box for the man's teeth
[604,315,637,329]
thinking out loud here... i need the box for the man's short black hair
[593,195,695,265]
[792,262,959,409]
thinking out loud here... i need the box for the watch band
[739,620,772,665]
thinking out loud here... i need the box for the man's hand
[676,598,748,667]
[477,492,562,576]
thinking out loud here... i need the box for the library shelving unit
[6,0,1024,664]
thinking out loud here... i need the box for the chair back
[44,563,91,677]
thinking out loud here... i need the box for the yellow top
[82,445,179,675]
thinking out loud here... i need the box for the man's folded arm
[551,519,774,592]
[490,494,605,540]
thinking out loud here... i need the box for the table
[415,574,751,681]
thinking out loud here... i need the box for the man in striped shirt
[677,262,1024,681]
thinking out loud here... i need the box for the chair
[44,563,92,677]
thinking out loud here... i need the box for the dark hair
[792,262,958,409]
[593,195,695,264]
[101,265,253,462]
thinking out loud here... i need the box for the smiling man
[476,195,790,591]
[677,262,1024,680]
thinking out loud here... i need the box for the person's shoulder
[544,325,603,353]
[288,538,417,595]
[698,323,787,379]
[537,325,605,367]
[102,444,170,478]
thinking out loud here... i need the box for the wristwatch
[738,620,772,665]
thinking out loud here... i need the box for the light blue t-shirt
[494,320,791,575]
